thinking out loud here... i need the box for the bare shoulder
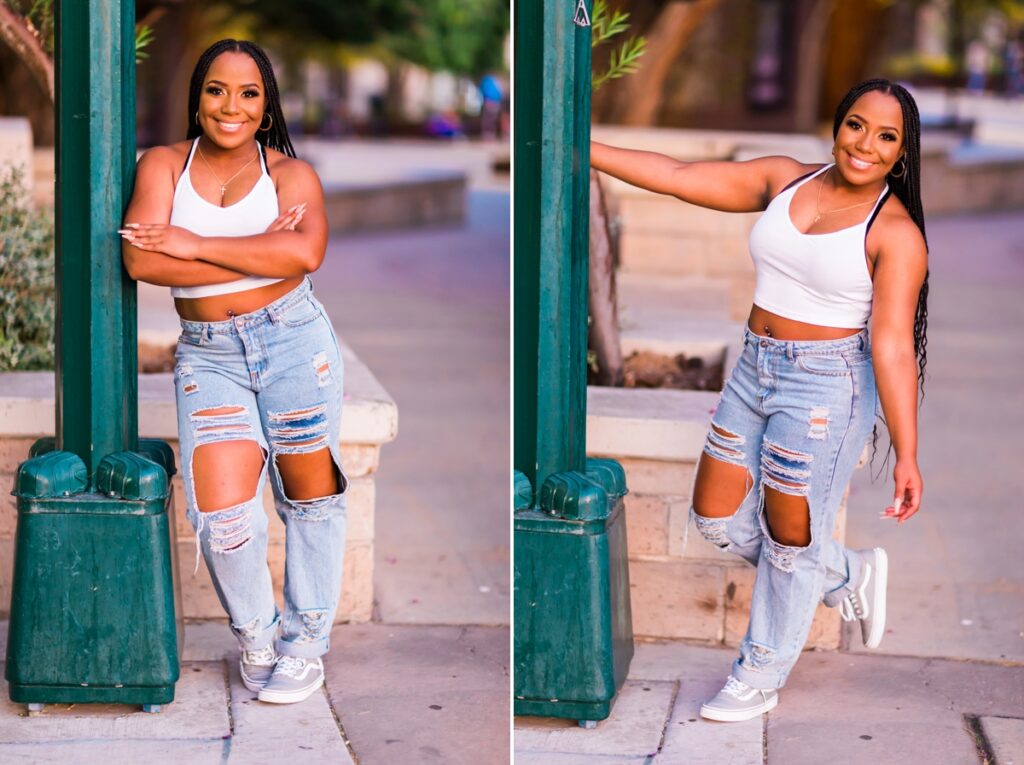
[265,149,322,188]
[136,141,191,181]
[760,156,823,198]
[875,195,926,254]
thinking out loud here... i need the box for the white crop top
[748,164,890,328]
[168,138,283,299]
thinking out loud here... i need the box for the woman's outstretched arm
[591,141,809,213]
[123,158,328,278]
[870,215,928,524]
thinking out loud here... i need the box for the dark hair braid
[186,39,296,158]
[833,78,929,398]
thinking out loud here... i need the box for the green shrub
[0,165,55,370]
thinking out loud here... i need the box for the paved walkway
[1,146,510,763]
[515,211,1024,763]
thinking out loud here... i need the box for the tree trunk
[588,171,624,386]
[595,0,723,126]
[0,3,54,104]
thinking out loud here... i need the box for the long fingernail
[125,223,140,229]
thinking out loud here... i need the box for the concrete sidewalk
[515,209,1024,763]
[0,620,507,765]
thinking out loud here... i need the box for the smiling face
[197,51,266,149]
[833,89,905,185]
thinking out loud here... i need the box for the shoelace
[242,645,276,666]
[274,655,308,678]
[839,591,867,622]
[721,676,751,699]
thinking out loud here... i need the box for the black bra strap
[865,189,891,234]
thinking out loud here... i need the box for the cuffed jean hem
[231,613,280,651]
[731,658,788,691]
[276,636,330,659]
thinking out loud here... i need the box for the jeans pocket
[279,297,321,328]
[795,355,850,377]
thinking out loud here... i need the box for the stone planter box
[0,342,397,625]
[586,385,851,651]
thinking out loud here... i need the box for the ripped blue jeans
[174,278,348,659]
[693,328,876,689]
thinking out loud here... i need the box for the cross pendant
[220,186,227,203]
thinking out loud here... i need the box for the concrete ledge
[0,342,397,445]
[322,172,466,234]
[0,342,397,624]
[587,387,718,462]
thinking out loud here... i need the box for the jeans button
[760,340,768,348]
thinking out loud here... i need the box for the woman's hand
[881,458,923,525]
[120,223,201,260]
[265,203,307,232]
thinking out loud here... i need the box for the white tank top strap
[257,141,269,175]
[182,136,200,174]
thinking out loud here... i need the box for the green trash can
[514,458,634,726]
[5,439,182,713]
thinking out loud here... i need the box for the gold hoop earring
[890,157,907,179]
[194,111,200,126]
[259,113,273,132]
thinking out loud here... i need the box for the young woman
[591,79,928,721]
[120,39,347,705]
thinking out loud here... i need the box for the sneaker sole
[864,547,888,649]
[257,674,325,704]
[699,692,778,722]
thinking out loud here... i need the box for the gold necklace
[813,168,876,224]
[196,143,259,205]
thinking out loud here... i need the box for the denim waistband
[742,327,869,357]
[179,277,313,335]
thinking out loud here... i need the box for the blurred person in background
[119,38,348,706]
[591,79,929,722]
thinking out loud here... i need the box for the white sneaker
[700,676,779,722]
[239,645,277,692]
[257,656,325,704]
[840,547,888,649]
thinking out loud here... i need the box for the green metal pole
[512,0,633,725]
[513,0,592,491]
[5,1,180,711]
[54,0,138,482]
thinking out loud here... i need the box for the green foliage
[3,0,155,66]
[384,0,510,76]
[135,24,155,63]
[590,0,646,91]
[5,0,54,56]
[0,165,54,371]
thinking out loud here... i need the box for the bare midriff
[747,304,863,341]
[174,275,305,322]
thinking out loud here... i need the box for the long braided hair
[186,39,296,158]
[832,79,929,398]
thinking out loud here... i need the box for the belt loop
[202,324,212,345]
[786,342,795,362]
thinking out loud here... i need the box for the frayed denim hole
[271,448,348,521]
[757,484,813,574]
[693,513,732,549]
[747,642,776,670]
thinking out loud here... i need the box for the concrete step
[617,273,743,367]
